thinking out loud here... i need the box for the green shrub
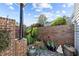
[26,34,35,44]
[0,30,10,52]
[26,27,32,33]
[31,27,39,38]
[46,40,55,47]
[51,17,67,26]
[25,27,39,45]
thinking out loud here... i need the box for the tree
[51,17,67,26]
[31,23,44,27]
[63,16,72,25]
[38,14,47,26]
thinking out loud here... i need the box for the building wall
[0,17,16,39]
[0,39,27,56]
[0,17,27,56]
[38,25,74,46]
[72,4,79,23]
[72,3,79,55]
[0,17,16,55]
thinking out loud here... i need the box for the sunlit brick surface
[38,25,74,46]
[0,17,27,56]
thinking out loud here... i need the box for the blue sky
[0,3,74,26]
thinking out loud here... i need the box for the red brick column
[15,39,27,56]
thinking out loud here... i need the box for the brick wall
[0,39,27,56]
[0,17,16,39]
[15,40,27,56]
[0,17,27,56]
[38,25,74,46]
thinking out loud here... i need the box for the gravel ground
[35,49,63,56]
[27,46,63,56]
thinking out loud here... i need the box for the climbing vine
[0,30,10,52]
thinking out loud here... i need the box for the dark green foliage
[31,23,44,27]
[26,34,35,44]
[51,17,67,26]
[0,30,10,52]
[25,27,39,45]
[31,27,39,38]
[46,40,55,47]
[45,40,57,51]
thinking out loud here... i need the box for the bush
[45,40,56,51]
[25,27,39,45]
[51,17,67,26]
[26,34,35,44]
[0,30,10,52]
[46,40,55,47]
[31,27,39,38]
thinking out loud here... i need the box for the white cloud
[32,3,53,15]
[40,12,54,21]
[56,11,60,14]
[9,6,14,10]
[35,8,42,12]
[34,15,39,18]
[56,14,61,17]
[5,3,14,10]
[62,4,66,8]
[38,3,52,9]
[42,12,53,18]
[62,10,66,14]
[32,4,37,8]
[33,11,54,21]
[67,3,74,7]
[32,3,53,9]
[28,13,31,16]
[5,3,13,6]
[62,3,74,8]
[32,3,53,18]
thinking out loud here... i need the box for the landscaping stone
[27,45,63,56]
[35,49,63,56]
[63,45,75,56]
[56,45,63,54]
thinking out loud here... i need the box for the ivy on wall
[0,30,10,52]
